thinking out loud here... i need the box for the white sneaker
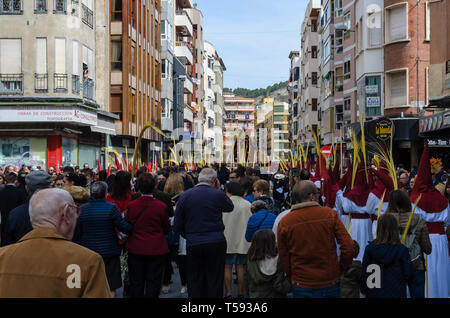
[180,286,187,294]
[162,285,170,294]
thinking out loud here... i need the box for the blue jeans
[292,283,341,298]
[408,270,425,298]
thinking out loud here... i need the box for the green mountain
[224,81,288,99]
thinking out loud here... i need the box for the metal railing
[54,73,68,92]
[0,73,23,94]
[82,3,93,28]
[82,78,94,100]
[72,75,80,94]
[34,73,48,92]
[0,0,22,14]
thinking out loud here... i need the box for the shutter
[370,27,382,47]
[36,38,47,74]
[88,48,94,78]
[55,38,66,74]
[389,6,406,42]
[390,71,407,105]
[0,39,21,74]
[72,41,79,75]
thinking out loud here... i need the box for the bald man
[0,188,111,298]
[277,180,353,298]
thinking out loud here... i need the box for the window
[356,18,363,53]
[0,0,22,14]
[208,117,214,129]
[311,19,317,32]
[344,55,351,80]
[82,45,95,99]
[311,46,318,58]
[335,66,343,92]
[82,0,94,28]
[54,38,67,92]
[335,104,343,130]
[323,36,331,64]
[425,1,430,41]
[343,11,351,39]
[365,75,382,116]
[386,4,407,43]
[111,0,122,20]
[0,39,22,94]
[321,2,331,29]
[335,29,343,54]
[54,0,66,13]
[111,41,122,71]
[368,10,383,47]
[72,40,80,93]
[35,38,47,92]
[35,0,47,13]
[312,72,318,86]
[311,98,318,111]
[387,70,407,106]
[344,97,351,111]
[335,0,343,17]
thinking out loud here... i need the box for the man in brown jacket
[0,188,111,298]
[277,180,353,298]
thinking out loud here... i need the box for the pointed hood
[410,141,448,212]
[339,163,352,192]
[344,161,371,207]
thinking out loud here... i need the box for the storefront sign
[367,97,380,107]
[375,118,393,141]
[0,106,97,126]
[365,85,378,94]
[428,139,450,146]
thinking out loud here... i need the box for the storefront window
[0,137,46,168]
[62,137,78,167]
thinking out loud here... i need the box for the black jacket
[4,199,32,246]
[0,185,27,246]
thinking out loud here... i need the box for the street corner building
[0,0,163,170]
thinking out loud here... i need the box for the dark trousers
[127,253,166,298]
[186,241,227,298]
[163,244,178,285]
[176,254,188,286]
[408,270,426,298]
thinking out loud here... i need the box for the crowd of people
[0,142,449,298]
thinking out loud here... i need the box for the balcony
[34,73,48,93]
[82,3,93,29]
[175,41,193,65]
[82,78,94,100]
[175,10,193,37]
[72,75,80,94]
[54,73,68,93]
[0,74,23,94]
[184,76,193,94]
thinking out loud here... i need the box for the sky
[194,0,308,90]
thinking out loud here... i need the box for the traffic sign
[321,146,332,158]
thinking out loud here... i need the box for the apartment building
[419,0,450,166]
[109,0,162,164]
[212,48,226,160]
[160,0,186,145]
[203,41,216,155]
[288,51,301,141]
[266,102,290,161]
[0,0,114,169]
[381,0,431,166]
[184,5,204,144]
[300,0,321,145]
[223,93,255,163]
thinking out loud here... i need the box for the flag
[114,154,122,170]
[107,165,111,177]
[97,159,102,172]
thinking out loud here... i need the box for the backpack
[402,222,422,269]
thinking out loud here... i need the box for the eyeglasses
[66,203,81,216]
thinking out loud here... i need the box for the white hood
[258,256,278,276]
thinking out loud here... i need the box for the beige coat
[223,196,252,255]
[0,227,111,298]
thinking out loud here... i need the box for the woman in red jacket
[125,173,170,298]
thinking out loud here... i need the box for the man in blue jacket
[174,168,234,298]
[73,181,132,297]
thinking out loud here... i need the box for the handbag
[118,198,154,242]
